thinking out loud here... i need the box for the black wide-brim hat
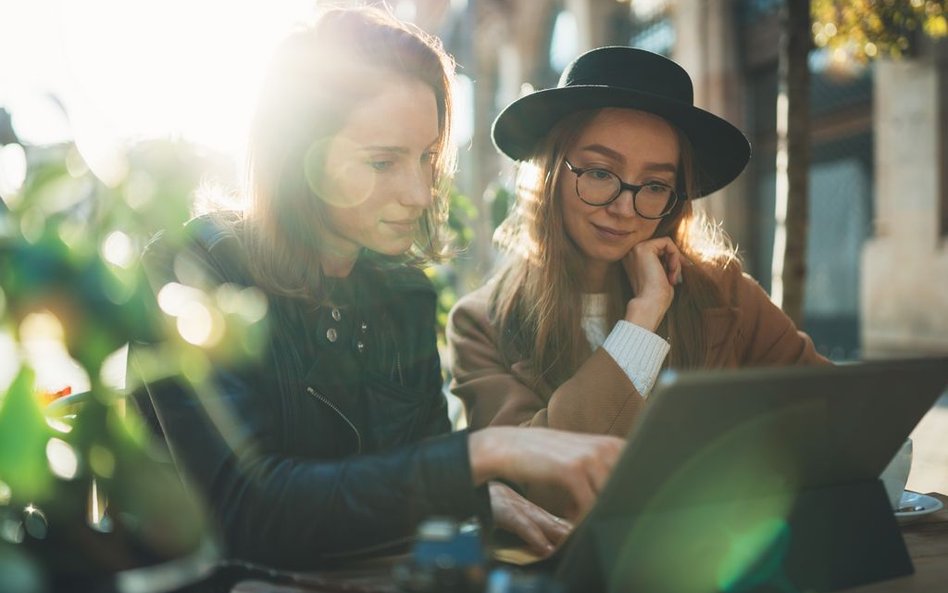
[492,46,751,198]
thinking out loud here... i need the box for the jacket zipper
[395,351,404,385]
[306,386,362,453]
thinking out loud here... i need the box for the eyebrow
[579,143,678,174]
[356,139,440,154]
[357,146,409,154]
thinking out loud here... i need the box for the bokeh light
[18,312,65,352]
[45,437,78,480]
[101,231,134,269]
[0,143,27,202]
[215,284,268,325]
[176,300,223,347]
[157,283,202,318]
[0,516,25,545]
[18,311,90,395]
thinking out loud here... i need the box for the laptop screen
[551,357,948,593]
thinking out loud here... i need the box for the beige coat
[447,263,830,438]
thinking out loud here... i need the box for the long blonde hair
[490,109,738,390]
[242,7,456,303]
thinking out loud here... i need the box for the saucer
[895,491,944,524]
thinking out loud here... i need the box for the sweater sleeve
[601,321,670,396]
[447,290,647,437]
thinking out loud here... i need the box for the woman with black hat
[447,47,828,474]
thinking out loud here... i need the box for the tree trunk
[772,0,811,326]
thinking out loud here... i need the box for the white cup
[879,438,913,510]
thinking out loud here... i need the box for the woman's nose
[400,171,434,208]
[606,188,637,217]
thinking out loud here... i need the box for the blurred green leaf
[0,135,226,580]
[0,367,54,502]
[0,221,162,376]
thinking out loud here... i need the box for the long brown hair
[490,109,737,390]
[242,7,456,303]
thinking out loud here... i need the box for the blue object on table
[486,567,566,593]
[411,518,485,568]
[394,517,486,592]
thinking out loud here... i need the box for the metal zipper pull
[306,386,362,453]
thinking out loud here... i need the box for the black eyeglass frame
[563,158,680,219]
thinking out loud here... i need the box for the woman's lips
[384,219,417,233]
[592,223,631,240]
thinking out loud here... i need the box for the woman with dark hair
[132,7,622,569]
[447,47,828,498]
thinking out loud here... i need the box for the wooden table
[838,492,948,593]
[231,492,948,593]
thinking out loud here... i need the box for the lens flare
[22,505,48,540]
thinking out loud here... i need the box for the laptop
[529,357,948,593]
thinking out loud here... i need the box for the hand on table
[489,481,572,557]
[470,427,624,522]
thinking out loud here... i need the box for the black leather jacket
[132,215,488,569]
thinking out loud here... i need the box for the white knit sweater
[581,293,670,397]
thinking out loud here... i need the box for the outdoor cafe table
[230,492,948,593]
[842,491,948,593]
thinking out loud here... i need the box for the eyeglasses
[563,159,679,219]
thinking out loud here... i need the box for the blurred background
[1,0,946,512]
[4,0,945,362]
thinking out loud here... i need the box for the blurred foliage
[447,187,478,250]
[0,368,54,503]
[428,187,478,345]
[812,0,947,60]
[489,184,514,232]
[427,183,512,348]
[0,136,260,591]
